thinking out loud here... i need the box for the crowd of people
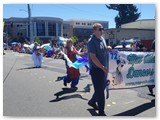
[131,40,147,51]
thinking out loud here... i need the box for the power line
[59,4,114,18]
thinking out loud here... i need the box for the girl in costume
[63,39,84,88]
[32,42,43,68]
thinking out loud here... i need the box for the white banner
[108,51,155,89]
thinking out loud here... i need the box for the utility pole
[28,4,33,44]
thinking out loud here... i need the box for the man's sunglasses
[99,28,104,31]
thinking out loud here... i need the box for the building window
[63,26,67,30]
[36,22,45,36]
[88,23,92,26]
[48,23,56,36]
[76,22,80,25]
[82,23,86,25]
[17,32,23,36]
[17,24,24,28]
[63,34,68,37]
[103,23,108,28]
[58,24,61,36]
[75,28,92,34]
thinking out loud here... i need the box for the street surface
[3,50,155,117]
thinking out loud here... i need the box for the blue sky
[3,4,155,28]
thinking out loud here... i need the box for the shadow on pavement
[113,99,155,116]
[17,66,48,70]
[55,75,89,82]
[77,84,92,93]
[50,88,88,102]
[87,108,99,116]
[79,75,89,80]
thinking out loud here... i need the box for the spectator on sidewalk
[137,40,147,51]
[131,41,137,51]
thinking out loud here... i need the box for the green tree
[106,4,141,28]
[83,39,88,43]
[34,36,42,45]
[71,36,79,43]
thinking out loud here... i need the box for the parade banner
[108,51,155,89]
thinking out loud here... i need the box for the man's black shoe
[99,111,107,116]
[88,100,99,110]
[148,86,153,94]
[149,88,153,94]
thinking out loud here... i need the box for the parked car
[114,39,138,51]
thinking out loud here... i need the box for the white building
[121,19,155,29]
[64,19,108,41]
[104,19,155,49]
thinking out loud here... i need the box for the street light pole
[28,4,33,44]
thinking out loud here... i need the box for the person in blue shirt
[87,23,111,116]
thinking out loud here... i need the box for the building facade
[4,17,63,43]
[65,19,108,41]
[104,19,155,49]
[63,21,73,38]
[4,17,109,43]
[3,17,28,43]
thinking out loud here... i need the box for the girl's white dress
[32,52,43,67]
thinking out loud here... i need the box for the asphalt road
[3,50,156,117]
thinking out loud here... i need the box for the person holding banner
[147,40,155,94]
[87,23,111,116]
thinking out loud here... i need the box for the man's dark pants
[90,67,106,113]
